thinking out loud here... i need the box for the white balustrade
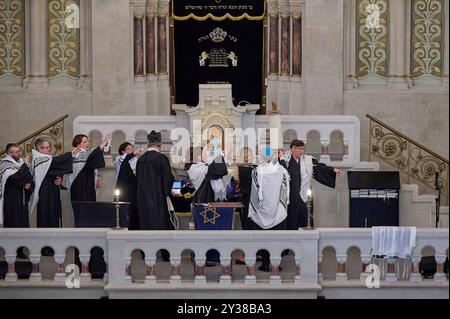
[0,228,447,298]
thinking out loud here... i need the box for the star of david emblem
[200,208,221,225]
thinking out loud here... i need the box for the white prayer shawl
[248,162,289,229]
[188,163,208,190]
[128,156,137,175]
[29,150,53,214]
[372,226,417,258]
[114,153,127,179]
[187,162,231,201]
[0,156,24,227]
[282,150,314,202]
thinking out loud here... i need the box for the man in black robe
[115,142,143,230]
[69,133,110,211]
[237,147,258,230]
[0,143,33,228]
[30,138,73,228]
[136,131,174,230]
[279,139,342,229]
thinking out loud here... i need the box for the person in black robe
[69,134,110,271]
[188,148,230,264]
[0,143,33,228]
[279,139,341,230]
[69,133,110,210]
[30,138,73,228]
[237,147,258,230]
[115,142,144,230]
[136,131,174,231]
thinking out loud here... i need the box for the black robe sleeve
[47,152,73,176]
[193,156,228,203]
[279,159,288,170]
[7,163,33,187]
[85,147,106,170]
[160,155,174,198]
[312,158,336,189]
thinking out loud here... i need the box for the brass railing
[367,114,448,205]
[0,114,69,158]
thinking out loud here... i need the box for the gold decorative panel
[411,0,443,80]
[356,0,389,79]
[0,0,24,78]
[47,0,79,78]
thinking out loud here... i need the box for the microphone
[435,172,440,190]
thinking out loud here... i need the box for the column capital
[289,0,302,18]
[146,2,158,17]
[157,0,170,17]
[131,1,146,17]
[267,0,279,16]
[278,1,290,17]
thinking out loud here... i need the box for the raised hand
[55,176,62,186]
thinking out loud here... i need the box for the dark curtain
[174,18,263,106]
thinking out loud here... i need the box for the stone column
[434,255,448,281]
[125,257,132,283]
[244,257,257,284]
[144,257,157,284]
[29,255,42,281]
[194,258,206,285]
[53,255,66,281]
[103,261,109,283]
[388,0,408,89]
[27,0,47,88]
[133,5,145,76]
[268,1,279,75]
[5,255,17,282]
[157,1,168,75]
[78,0,92,89]
[146,4,157,76]
[320,139,331,163]
[344,0,358,89]
[269,257,282,285]
[156,0,170,115]
[280,3,290,76]
[220,258,232,285]
[409,256,422,282]
[169,257,182,284]
[443,0,449,89]
[336,255,348,281]
[360,255,371,281]
[145,1,158,115]
[318,255,323,281]
[79,254,91,281]
[291,8,302,76]
[266,1,280,115]
[385,257,397,281]
[294,257,302,284]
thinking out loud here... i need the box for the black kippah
[147,130,161,143]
